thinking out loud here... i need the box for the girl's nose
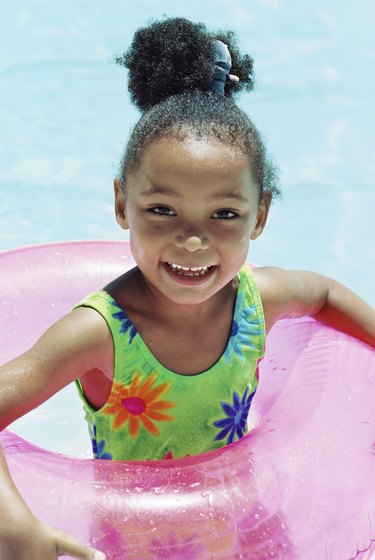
[175,234,209,252]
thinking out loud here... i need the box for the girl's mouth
[166,262,214,277]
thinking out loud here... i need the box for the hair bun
[116,17,255,112]
[116,18,214,112]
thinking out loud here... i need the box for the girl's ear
[114,177,129,230]
[250,193,271,240]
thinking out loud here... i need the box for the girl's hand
[0,442,106,560]
[0,517,105,560]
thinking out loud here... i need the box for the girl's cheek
[131,218,175,241]
[211,223,249,242]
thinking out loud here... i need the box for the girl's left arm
[254,267,375,347]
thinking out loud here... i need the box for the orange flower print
[102,372,175,437]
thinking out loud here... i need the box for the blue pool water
[1,0,374,453]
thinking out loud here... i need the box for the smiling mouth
[166,262,214,277]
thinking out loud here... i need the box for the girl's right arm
[0,445,104,559]
[0,307,112,559]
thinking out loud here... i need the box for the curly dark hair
[115,17,280,200]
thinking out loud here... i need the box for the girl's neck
[137,268,237,327]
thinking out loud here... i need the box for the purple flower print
[213,387,256,444]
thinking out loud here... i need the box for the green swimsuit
[75,263,265,461]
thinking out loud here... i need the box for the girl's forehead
[126,135,259,200]
[141,136,252,178]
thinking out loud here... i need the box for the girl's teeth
[168,263,211,276]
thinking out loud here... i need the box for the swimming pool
[1,0,374,453]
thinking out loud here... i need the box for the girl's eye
[150,206,175,216]
[212,209,238,219]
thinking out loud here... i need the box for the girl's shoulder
[252,266,331,332]
[38,305,114,378]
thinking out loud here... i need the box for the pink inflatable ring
[0,241,374,559]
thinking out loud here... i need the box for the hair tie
[208,40,239,96]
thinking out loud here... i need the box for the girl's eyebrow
[140,185,249,203]
[211,191,249,203]
[140,185,182,198]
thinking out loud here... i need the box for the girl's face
[115,136,270,306]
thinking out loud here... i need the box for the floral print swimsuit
[75,263,265,460]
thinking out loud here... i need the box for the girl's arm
[0,444,105,559]
[0,307,111,560]
[254,267,375,346]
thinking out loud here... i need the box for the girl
[0,17,374,560]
